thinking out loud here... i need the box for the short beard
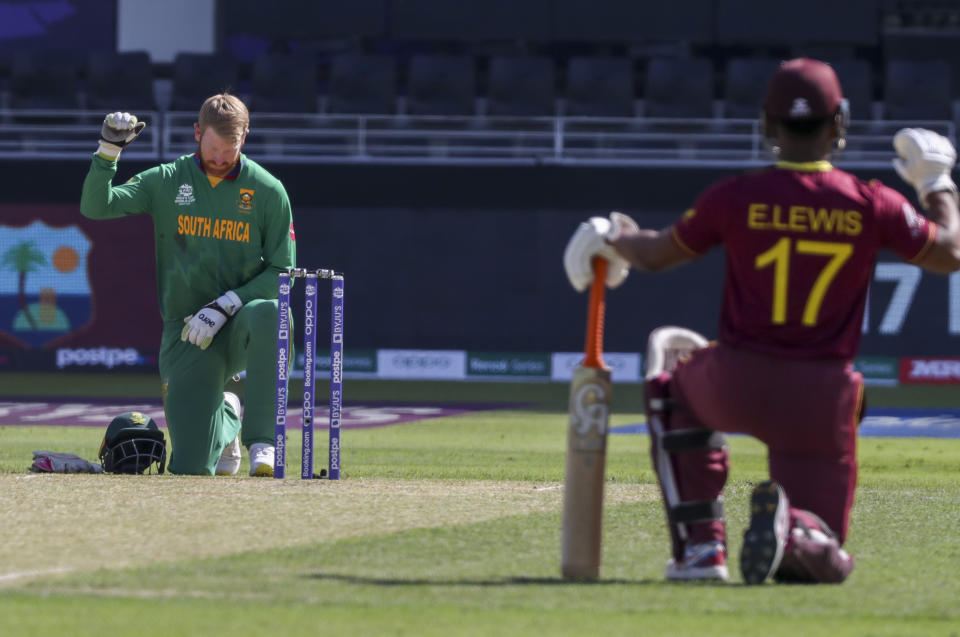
[195,143,238,176]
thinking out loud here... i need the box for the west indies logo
[0,221,92,348]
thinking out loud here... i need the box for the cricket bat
[561,257,611,580]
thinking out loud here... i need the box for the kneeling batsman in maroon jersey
[562,58,960,584]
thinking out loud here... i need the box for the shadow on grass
[305,573,690,587]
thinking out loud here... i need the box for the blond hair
[197,93,249,144]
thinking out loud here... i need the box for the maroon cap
[763,58,844,120]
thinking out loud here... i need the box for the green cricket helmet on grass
[98,411,167,474]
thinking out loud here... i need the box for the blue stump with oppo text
[274,268,344,480]
[328,274,344,479]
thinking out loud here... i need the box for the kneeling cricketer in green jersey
[80,95,296,476]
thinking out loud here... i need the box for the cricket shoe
[775,519,854,584]
[665,541,729,582]
[249,442,275,477]
[215,392,243,476]
[223,391,242,419]
[740,480,790,585]
[215,437,241,475]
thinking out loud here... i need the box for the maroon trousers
[658,342,862,546]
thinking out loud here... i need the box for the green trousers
[159,299,292,475]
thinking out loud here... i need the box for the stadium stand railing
[0,109,954,169]
[0,109,161,160]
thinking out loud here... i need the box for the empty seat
[249,52,318,113]
[644,57,714,118]
[326,53,397,115]
[884,59,953,121]
[828,58,873,121]
[724,57,780,119]
[883,31,960,98]
[406,54,476,116]
[86,51,156,112]
[565,56,634,117]
[170,53,240,112]
[10,50,81,110]
[487,55,556,117]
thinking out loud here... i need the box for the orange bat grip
[583,257,607,369]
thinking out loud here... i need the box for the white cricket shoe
[215,436,241,476]
[665,541,729,582]
[223,391,242,419]
[249,442,275,477]
[215,392,243,476]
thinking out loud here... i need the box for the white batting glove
[893,128,958,209]
[563,212,636,292]
[98,111,146,159]
[607,211,639,242]
[181,291,243,350]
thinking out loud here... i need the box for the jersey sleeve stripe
[670,226,704,257]
[907,223,938,264]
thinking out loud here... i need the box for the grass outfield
[1,373,959,636]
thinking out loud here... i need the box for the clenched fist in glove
[563,211,639,292]
[98,111,146,159]
[181,291,243,350]
[893,128,958,209]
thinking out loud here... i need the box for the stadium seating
[565,57,635,117]
[406,54,477,116]
[828,58,875,121]
[9,50,81,110]
[883,31,960,98]
[486,55,556,117]
[644,57,714,119]
[86,51,157,112]
[723,57,781,119]
[170,53,240,112]
[884,59,953,121]
[249,52,319,114]
[326,53,398,115]
[4,0,959,165]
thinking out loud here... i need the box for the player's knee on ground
[167,455,216,475]
[166,434,221,475]
[645,326,729,561]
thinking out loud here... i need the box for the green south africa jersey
[81,153,296,322]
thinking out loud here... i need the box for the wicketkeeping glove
[181,291,243,350]
[892,128,958,209]
[30,451,104,474]
[98,111,147,159]
[563,211,638,293]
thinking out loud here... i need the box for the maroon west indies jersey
[671,160,936,359]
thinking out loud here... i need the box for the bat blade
[561,364,612,579]
[561,257,610,580]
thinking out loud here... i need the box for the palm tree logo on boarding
[0,221,92,347]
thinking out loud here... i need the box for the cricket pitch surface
[0,475,657,587]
